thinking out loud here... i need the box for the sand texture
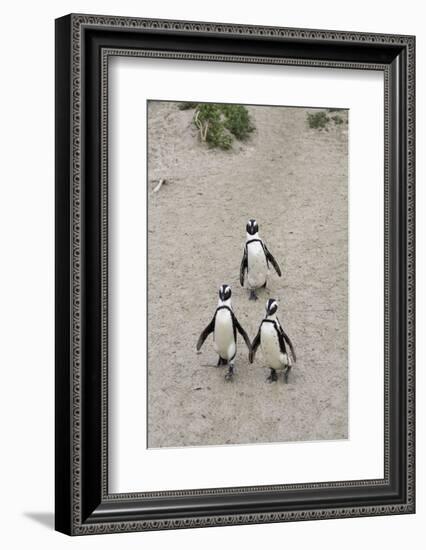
[147,101,348,448]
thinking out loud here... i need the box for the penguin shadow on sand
[196,219,297,384]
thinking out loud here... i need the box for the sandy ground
[147,101,348,448]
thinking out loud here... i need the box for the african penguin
[240,219,282,300]
[250,299,296,383]
[196,284,251,381]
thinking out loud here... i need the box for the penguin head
[218,284,232,303]
[266,298,278,317]
[246,219,259,236]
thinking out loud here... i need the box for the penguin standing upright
[240,219,282,300]
[250,299,296,383]
[197,284,251,381]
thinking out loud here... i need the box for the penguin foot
[217,356,227,367]
[225,365,235,382]
[266,368,278,383]
[283,366,291,384]
[249,290,258,301]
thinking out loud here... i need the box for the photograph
[147,100,349,448]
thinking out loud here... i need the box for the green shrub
[178,102,254,150]
[222,104,255,140]
[331,115,344,125]
[193,104,231,149]
[307,111,330,129]
[308,110,347,130]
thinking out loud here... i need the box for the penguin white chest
[214,309,236,360]
[260,323,286,369]
[247,242,268,289]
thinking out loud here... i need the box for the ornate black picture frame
[55,14,415,535]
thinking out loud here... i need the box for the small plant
[307,110,347,130]
[178,102,255,150]
[331,115,344,125]
[307,111,330,130]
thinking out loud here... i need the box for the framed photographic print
[55,14,415,535]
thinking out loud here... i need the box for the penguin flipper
[249,328,261,363]
[264,244,282,277]
[196,317,215,351]
[282,329,296,362]
[233,313,251,352]
[240,247,248,287]
[276,318,296,362]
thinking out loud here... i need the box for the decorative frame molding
[55,14,415,535]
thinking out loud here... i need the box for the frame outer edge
[60,13,415,535]
[55,14,73,536]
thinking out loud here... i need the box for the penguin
[196,284,251,381]
[249,298,296,383]
[240,219,282,300]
